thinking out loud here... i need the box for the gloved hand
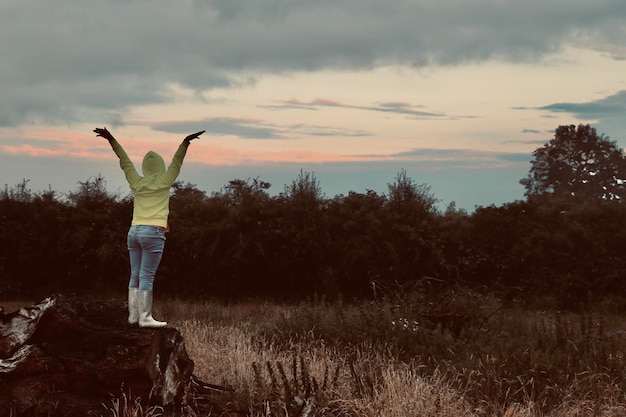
[184,130,205,142]
[93,127,115,141]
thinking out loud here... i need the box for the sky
[2,0,626,212]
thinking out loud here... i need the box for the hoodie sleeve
[163,140,190,185]
[109,139,142,188]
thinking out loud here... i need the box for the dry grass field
[4,293,626,416]
[159,293,626,417]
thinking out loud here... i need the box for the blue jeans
[127,225,166,291]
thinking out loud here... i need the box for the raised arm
[163,130,205,184]
[93,127,141,186]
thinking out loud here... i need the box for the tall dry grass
[158,295,626,417]
[8,294,625,416]
[174,309,358,414]
[175,316,476,416]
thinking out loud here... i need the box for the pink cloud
[312,98,347,107]
[2,144,71,157]
[5,126,508,168]
[2,127,372,166]
[187,144,366,165]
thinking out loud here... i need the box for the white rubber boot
[138,290,167,328]
[128,287,139,325]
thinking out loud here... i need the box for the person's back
[94,127,204,327]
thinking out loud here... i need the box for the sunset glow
[2,1,625,210]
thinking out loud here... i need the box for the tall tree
[384,170,443,286]
[520,124,626,201]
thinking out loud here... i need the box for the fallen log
[0,294,195,416]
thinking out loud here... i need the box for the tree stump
[0,294,195,416]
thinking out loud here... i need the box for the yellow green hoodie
[109,139,189,228]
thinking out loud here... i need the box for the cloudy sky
[2,0,626,211]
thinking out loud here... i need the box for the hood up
[142,151,166,176]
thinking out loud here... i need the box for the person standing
[94,127,204,327]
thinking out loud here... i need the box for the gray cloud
[534,90,626,141]
[153,118,282,139]
[151,117,370,139]
[539,91,626,116]
[263,98,446,118]
[287,123,370,138]
[352,148,532,167]
[2,0,625,127]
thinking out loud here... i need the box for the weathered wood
[0,294,195,416]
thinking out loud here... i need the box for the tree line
[2,124,626,309]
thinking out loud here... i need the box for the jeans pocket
[153,227,166,240]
